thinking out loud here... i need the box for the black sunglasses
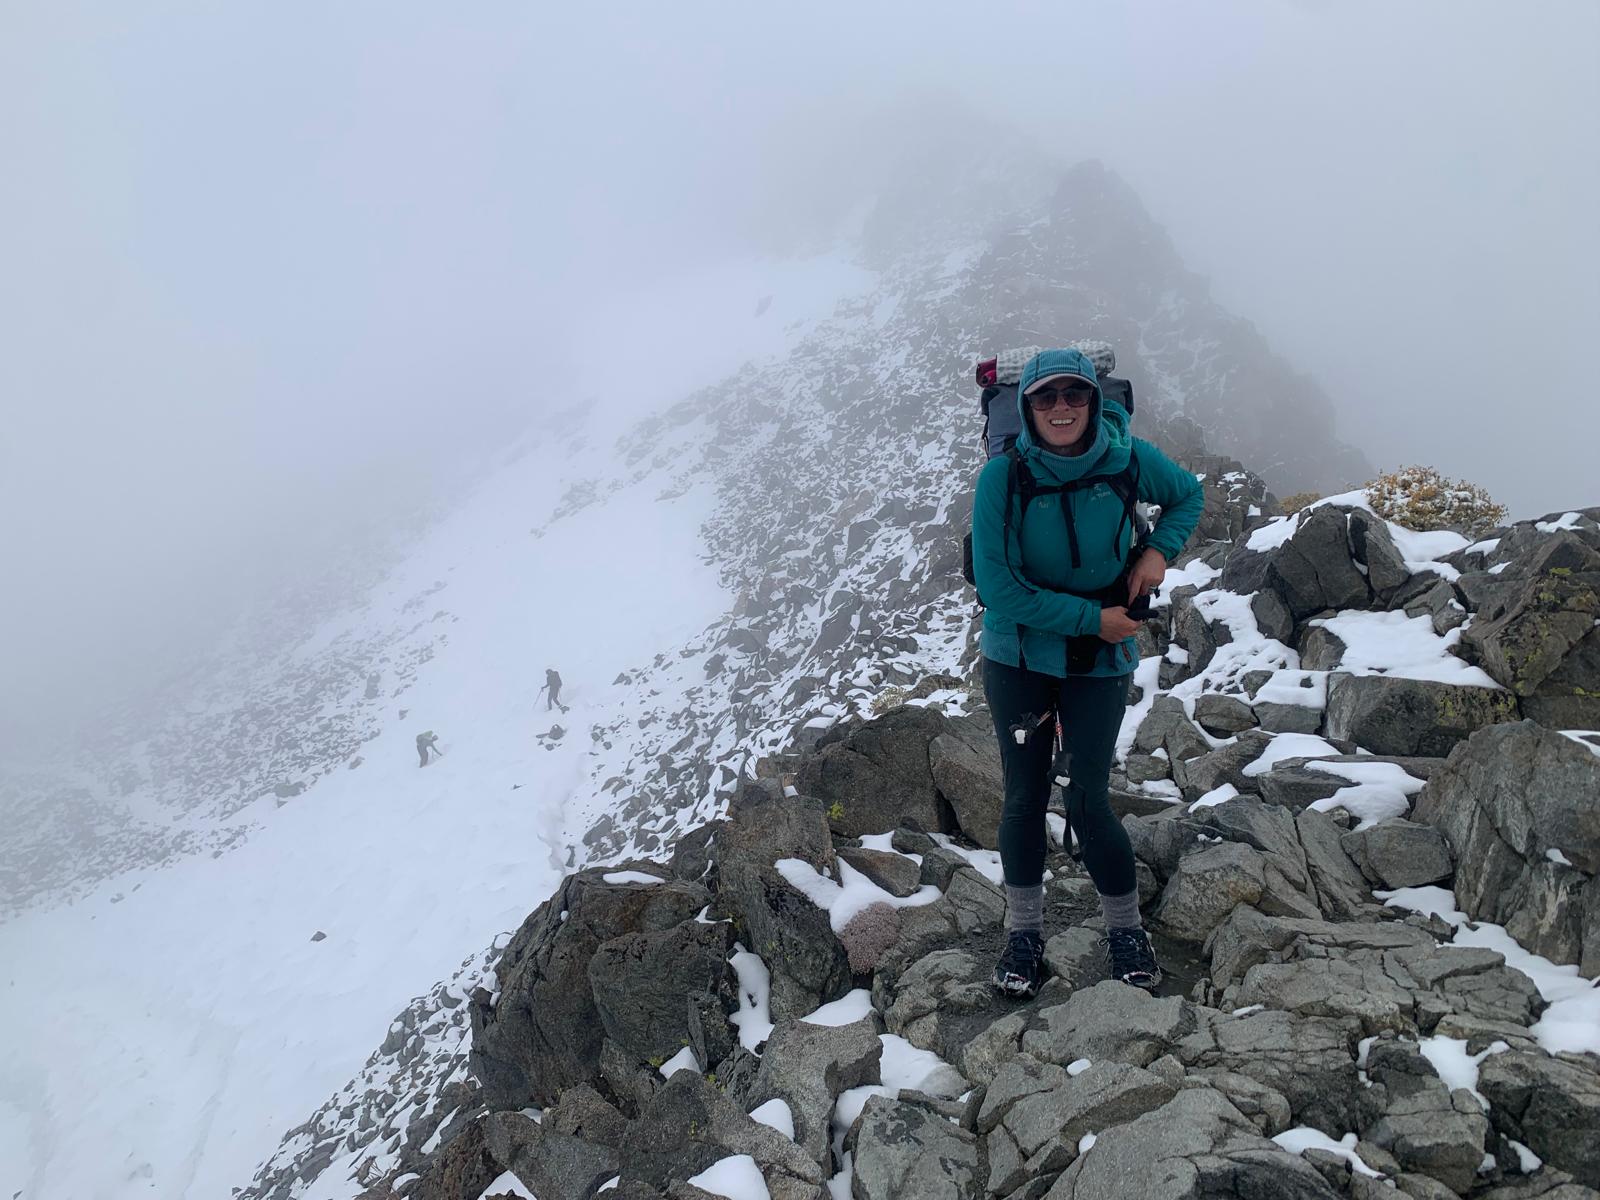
[1027,381,1095,411]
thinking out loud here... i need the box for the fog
[4,0,1595,752]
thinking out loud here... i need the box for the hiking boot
[1104,927,1162,992]
[992,930,1045,998]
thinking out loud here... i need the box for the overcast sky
[3,1,1595,750]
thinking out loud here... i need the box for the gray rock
[1404,578,1469,637]
[1220,506,1372,622]
[1179,1070,1292,1136]
[918,844,970,890]
[984,1059,1180,1180]
[960,1011,1029,1087]
[544,1083,629,1148]
[1192,797,1312,891]
[1459,553,1599,701]
[1325,673,1520,758]
[483,1111,620,1200]
[1175,1007,1363,1133]
[835,846,921,898]
[1193,694,1258,736]
[1150,841,1265,942]
[587,920,737,1068]
[1227,956,1420,1037]
[1349,509,1413,601]
[1123,812,1212,882]
[1171,588,1232,676]
[1254,701,1325,735]
[1206,907,1435,990]
[929,733,1004,849]
[883,949,995,1058]
[620,1069,823,1196]
[1256,763,1351,810]
[713,788,851,1021]
[1251,587,1295,643]
[1125,752,1172,784]
[749,1013,883,1172]
[1361,1039,1489,1194]
[944,867,1007,934]
[1041,1087,1340,1198]
[1133,696,1212,765]
[1298,624,1348,672]
[1296,807,1379,922]
[1478,1050,1600,1189]
[1176,731,1274,800]
[1022,980,1200,1069]
[1521,624,1600,730]
[470,871,712,1108]
[1413,720,1600,970]
[795,705,953,838]
[1341,819,1454,888]
[850,1094,981,1200]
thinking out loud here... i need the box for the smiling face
[1024,374,1096,454]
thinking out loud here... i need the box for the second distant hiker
[416,730,441,767]
[537,668,569,713]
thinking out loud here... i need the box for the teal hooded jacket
[971,348,1205,677]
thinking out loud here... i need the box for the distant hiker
[971,348,1203,1000]
[536,668,569,713]
[416,730,441,767]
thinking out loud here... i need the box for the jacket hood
[1014,348,1132,483]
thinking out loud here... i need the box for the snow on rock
[685,1153,771,1200]
[1417,1036,1509,1109]
[601,870,665,885]
[801,989,875,1027]
[1311,610,1498,687]
[1271,1128,1382,1178]
[478,1170,537,1199]
[659,1046,702,1078]
[877,1034,966,1097]
[1191,783,1241,810]
[748,1098,796,1141]
[729,946,775,1052]
[1379,887,1600,1056]
[774,857,941,932]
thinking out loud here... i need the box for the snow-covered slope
[0,255,876,1200]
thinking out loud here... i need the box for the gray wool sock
[1005,883,1045,934]
[1099,888,1143,931]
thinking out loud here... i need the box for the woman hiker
[970,347,1203,997]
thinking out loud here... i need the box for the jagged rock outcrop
[1413,721,1600,972]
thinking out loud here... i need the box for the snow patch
[1271,1128,1381,1177]
[729,946,775,1051]
[602,870,664,885]
[686,1153,770,1199]
[801,989,874,1027]
[749,1098,796,1141]
[1312,610,1499,687]
[774,857,942,931]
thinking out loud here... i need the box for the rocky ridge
[243,482,1600,1197]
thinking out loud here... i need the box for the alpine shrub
[1366,465,1507,538]
[839,902,901,973]
[1278,491,1322,515]
[869,686,910,716]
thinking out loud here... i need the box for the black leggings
[982,656,1135,895]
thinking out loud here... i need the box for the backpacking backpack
[963,340,1147,607]
[974,340,1136,460]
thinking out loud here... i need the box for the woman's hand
[1126,547,1167,603]
[1099,606,1142,643]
